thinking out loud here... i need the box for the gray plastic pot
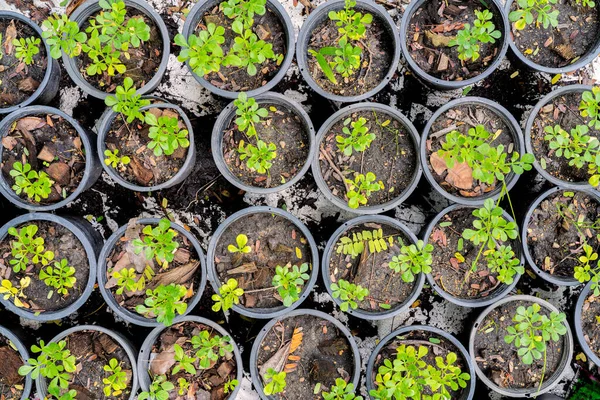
[97,102,196,192]
[97,218,207,327]
[137,316,243,399]
[421,97,524,206]
[63,0,170,100]
[423,203,523,307]
[212,92,316,194]
[0,12,60,115]
[206,206,319,319]
[322,215,425,320]
[0,325,32,400]
[469,295,573,397]
[367,325,476,400]
[35,325,139,400]
[575,280,600,366]
[0,213,101,321]
[0,105,102,211]
[525,85,594,190]
[250,309,361,400]
[296,0,401,102]
[181,0,294,99]
[400,0,509,90]
[312,103,422,215]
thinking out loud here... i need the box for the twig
[245,286,277,294]
[320,147,351,192]
[397,339,446,351]
[430,124,458,139]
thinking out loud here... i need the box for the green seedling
[228,233,252,253]
[345,172,384,209]
[224,378,239,394]
[174,24,226,76]
[336,228,392,258]
[112,267,147,295]
[580,87,600,130]
[104,149,131,168]
[224,21,279,76]
[10,162,54,202]
[336,117,375,156]
[574,244,600,296]
[222,0,267,28]
[39,258,76,297]
[328,0,372,41]
[389,240,434,283]
[8,224,54,273]
[132,218,180,266]
[234,92,268,138]
[449,10,501,62]
[509,0,559,30]
[0,33,3,60]
[138,375,174,400]
[135,283,188,326]
[331,279,369,311]
[272,263,310,307]
[191,330,233,369]
[263,368,286,395]
[212,278,244,312]
[322,378,363,400]
[145,112,190,157]
[172,344,196,375]
[177,378,190,396]
[103,358,128,397]
[41,14,86,58]
[13,37,41,65]
[238,140,277,174]
[0,278,31,308]
[104,77,151,123]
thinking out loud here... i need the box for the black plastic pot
[525,85,594,190]
[0,325,32,400]
[62,0,170,100]
[250,309,361,400]
[400,0,509,90]
[0,105,102,211]
[423,203,523,307]
[97,218,207,327]
[35,325,139,400]
[0,212,101,321]
[312,102,422,215]
[296,0,401,102]
[575,280,600,366]
[469,295,573,397]
[97,102,196,192]
[421,97,524,206]
[322,215,425,320]
[0,12,60,115]
[181,0,294,99]
[137,316,243,399]
[366,325,476,400]
[211,92,316,194]
[206,206,319,319]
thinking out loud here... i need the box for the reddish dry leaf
[429,153,447,175]
[3,21,16,55]
[445,162,473,189]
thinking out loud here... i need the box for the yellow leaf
[551,74,561,84]
[524,48,533,54]
[295,247,302,259]
[162,198,168,208]
[510,71,519,79]
[576,352,587,362]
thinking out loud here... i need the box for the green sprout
[145,112,190,157]
[0,33,3,60]
[10,162,54,202]
[135,283,188,326]
[576,0,596,7]
[449,10,501,62]
[138,375,174,400]
[336,117,375,156]
[174,24,226,77]
[177,378,190,396]
[234,92,268,138]
[345,172,384,209]
[112,267,147,295]
[238,140,277,174]
[508,0,559,30]
[132,218,180,266]
[39,258,77,298]
[41,14,87,58]
[331,279,369,311]
[223,21,280,76]
[190,330,233,369]
[389,240,434,283]
[104,77,151,123]
[12,37,41,65]
[263,368,287,395]
[322,378,363,400]
[272,263,310,307]
[224,378,239,394]
[212,278,244,312]
[8,224,55,273]
[336,228,391,258]
[579,87,600,130]
[222,0,267,28]
[574,244,600,296]
[104,149,131,168]
[228,233,252,253]
[0,278,31,308]
[103,358,128,397]
[328,0,372,41]
[172,344,196,375]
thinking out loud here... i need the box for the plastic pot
[296,0,401,102]
[35,325,139,400]
[206,206,319,319]
[97,218,207,327]
[0,105,102,211]
[0,212,101,321]
[0,325,32,400]
[574,280,600,366]
[181,0,294,99]
[97,102,196,192]
[421,97,524,206]
[423,203,523,307]
[366,325,476,400]
[137,316,243,399]
[322,215,425,320]
[469,295,573,397]
[250,308,361,400]
[0,12,60,115]
[400,0,509,90]
[312,102,422,215]
[211,92,316,194]
[525,85,594,190]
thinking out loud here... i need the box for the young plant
[212,278,245,312]
[12,36,41,65]
[336,117,375,156]
[228,233,252,253]
[345,172,384,209]
[580,87,600,130]
[104,149,131,168]
[177,378,190,396]
[389,240,434,283]
[449,10,501,62]
[508,0,559,30]
[234,92,268,138]
[10,162,54,202]
[172,344,197,375]
[132,219,180,266]
[0,278,31,308]
[104,77,151,123]
[271,263,310,307]
[145,112,190,157]
[575,0,596,7]
[39,258,77,297]
[191,330,233,369]
[224,378,239,394]
[138,375,174,400]
[328,0,372,41]
[174,24,226,77]
[336,228,392,258]
[237,140,277,174]
[222,0,267,28]
[263,368,287,396]
[0,33,4,61]
[331,279,369,311]
[8,224,54,273]
[112,267,146,295]
[574,244,600,296]
[322,378,363,400]
[41,14,87,58]
[135,283,188,326]
[103,358,128,397]
[224,21,279,76]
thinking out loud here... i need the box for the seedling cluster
[212,277,245,312]
[509,0,560,30]
[13,36,41,65]
[331,278,369,311]
[263,368,287,395]
[449,10,501,62]
[322,378,363,400]
[272,263,310,306]
[10,161,54,202]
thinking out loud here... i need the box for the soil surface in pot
[530,89,599,183]
[104,107,189,187]
[509,0,600,68]
[426,104,515,199]
[256,314,355,399]
[526,190,600,280]
[147,321,237,400]
[0,18,48,109]
[328,221,417,313]
[318,109,417,208]
[0,220,89,313]
[214,212,312,309]
[76,7,163,93]
[105,220,201,317]
[199,3,287,92]
[223,101,310,189]
[1,113,86,205]
[581,292,600,360]
[473,300,566,390]
[0,334,26,400]
[406,0,503,81]
[306,6,394,97]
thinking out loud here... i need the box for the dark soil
[0,220,89,313]
[0,18,47,108]
[318,109,417,208]
[406,0,503,81]
[148,321,237,400]
[473,300,566,389]
[104,107,189,187]
[580,292,600,361]
[509,0,600,68]
[306,8,394,97]
[1,113,86,205]
[328,221,417,312]
[256,314,355,400]
[426,104,515,198]
[223,101,310,189]
[0,334,26,400]
[527,190,600,279]
[530,89,599,183]
[214,212,312,309]
[201,4,287,92]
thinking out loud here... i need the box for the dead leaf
[445,162,473,189]
[289,327,303,353]
[437,53,450,71]
[429,153,447,175]
[1,136,17,151]
[259,342,291,378]
[553,44,575,60]
[150,349,176,375]
[425,31,456,47]
[148,261,200,289]
[18,77,40,93]
[4,21,16,55]
[16,116,46,132]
